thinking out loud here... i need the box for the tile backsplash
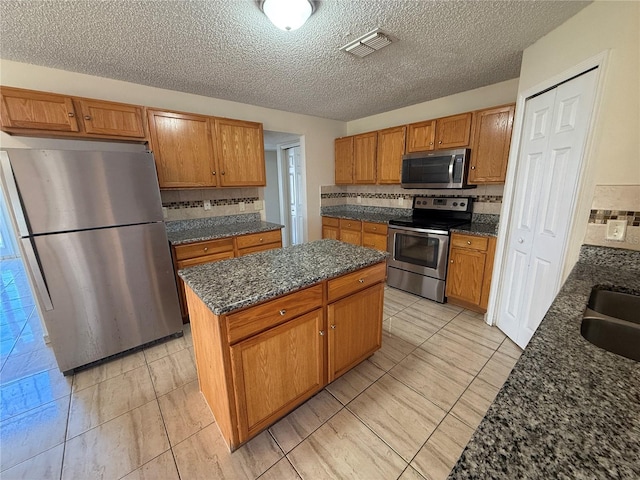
[160,188,264,221]
[584,185,640,251]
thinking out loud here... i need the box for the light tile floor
[0,256,522,480]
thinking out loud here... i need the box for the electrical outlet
[203,200,211,210]
[254,200,263,211]
[605,219,627,241]
[357,195,362,204]
[239,202,245,211]
[162,207,168,219]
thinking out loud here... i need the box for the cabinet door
[0,87,79,132]
[322,225,339,240]
[215,118,266,187]
[363,232,388,251]
[469,104,515,184]
[406,120,435,153]
[328,283,383,381]
[445,247,486,306]
[435,113,472,149]
[339,229,361,246]
[353,132,377,184]
[230,309,325,442]
[147,110,217,188]
[377,126,406,184]
[77,99,146,138]
[334,136,354,184]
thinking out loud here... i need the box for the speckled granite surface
[165,214,283,245]
[450,222,499,237]
[321,205,411,224]
[449,245,640,479]
[179,239,388,315]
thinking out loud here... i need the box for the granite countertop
[450,222,499,237]
[178,239,388,315]
[450,245,640,479]
[165,214,283,245]
[320,205,411,224]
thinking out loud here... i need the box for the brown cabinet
[406,120,435,153]
[321,216,340,240]
[236,229,282,256]
[214,118,266,187]
[322,217,388,252]
[184,260,385,450]
[435,112,473,149]
[362,222,388,251]
[77,99,146,138]
[1,87,79,132]
[377,126,406,184]
[147,109,217,189]
[353,132,377,184]
[469,104,515,184]
[334,136,354,184]
[339,219,362,246]
[445,233,496,313]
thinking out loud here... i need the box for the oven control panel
[413,196,472,212]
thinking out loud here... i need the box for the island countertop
[178,239,388,315]
[449,245,640,479]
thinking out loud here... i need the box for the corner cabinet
[184,261,386,450]
[445,233,496,313]
[469,104,515,184]
[214,118,266,187]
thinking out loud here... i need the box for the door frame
[486,50,610,326]
[276,139,307,246]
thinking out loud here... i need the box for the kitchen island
[179,239,388,450]
[449,245,640,479]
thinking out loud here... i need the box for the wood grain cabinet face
[362,221,388,251]
[215,118,266,187]
[77,99,145,138]
[469,104,515,184]
[147,109,217,189]
[334,136,354,184]
[376,126,406,184]
[406,120,436,153]
[0,87,79,132]
[338,219,362,246]
[353,132,377,184]
[230,308,325,442]
[321,217,340,240]
[435,112,472,149]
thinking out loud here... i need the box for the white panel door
[497,69,598,348]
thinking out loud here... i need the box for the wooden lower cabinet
[321,216,339,240]
[339,219,362,245]
[184,261,385,451]
[323,216,388,252]
[445,233,496,313]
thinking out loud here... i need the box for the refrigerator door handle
[0,151,29,237]
[21,238,54,311]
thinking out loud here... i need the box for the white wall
[346,78,519,135]
[0,60,346,240]
[263,150,281,225]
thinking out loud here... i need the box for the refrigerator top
[1,149,164,236]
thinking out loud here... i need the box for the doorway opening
[263,131,307,247]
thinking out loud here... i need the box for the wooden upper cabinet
[353,132,377,184]
[469,104,515,184]
[406,119,435,153]
[377,126,406,184]
[334,136,354,184]
[0,87,79,132]
[215,118,266,187]
[77,99,145,138]
[435,112,472,149]
[147,109,217,189]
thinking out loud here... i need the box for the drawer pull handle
[438,140,442,144]
[84,115,91,120]
[467,241,471,245]
[319,330,325,336]
[330,324,336,329]
[259,238,263,242]
[358,278,365,283]
[203,247,208,252]
[68,112,75,117]
[451,260,454,263]
[211,170,216,175]
[279,309,286,316]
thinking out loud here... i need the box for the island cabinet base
[184,261,386,451]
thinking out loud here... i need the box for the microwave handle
[448,156,455,184]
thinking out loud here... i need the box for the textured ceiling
[0,1,590,121]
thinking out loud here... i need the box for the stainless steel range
[387,196,473,303]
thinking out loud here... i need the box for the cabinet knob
[429,142,433,145]
[279,309,286,316]
[467,241,471,245]
[319,330,325,336]
[84,115,91,120]
[259,238,263,242]
[518,238,524,244]
[438,141,442,144]
[221,171,226,175]
[347,223,351,227]
[471,166,476,170]
[68,112,75,117]
[450,259,454,263]
[358,278,365,283]
[203,247,208,252]
[373,227,377,231]
[211,171,216,175]
[330,324,336,329]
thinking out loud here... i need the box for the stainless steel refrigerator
[0,149,182,374]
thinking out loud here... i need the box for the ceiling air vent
[340,29,393,58]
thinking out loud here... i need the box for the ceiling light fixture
[259,0,315,31]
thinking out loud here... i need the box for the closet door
[497,69,598,348]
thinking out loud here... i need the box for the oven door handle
[448,156,455,185]
[389,225,449,236]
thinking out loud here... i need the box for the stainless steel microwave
[401,148,476,189]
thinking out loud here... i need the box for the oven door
[387,226,450,280]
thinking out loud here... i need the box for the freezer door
[32,222,181,373]
[4,149,163,235]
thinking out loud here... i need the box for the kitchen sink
[581,288,640,362]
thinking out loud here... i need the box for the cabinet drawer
[236,230,282,249]
[362,232,388,251]
[227,284,323,344]
[174,238,234,261]
[451,234,489,251]
[322,216,339,227]
[339,219,361,231]
[177,251,234,269]
[363,222,387,235]
[327,262,386,303]
[238,241,282,257]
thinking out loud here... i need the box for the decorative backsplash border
[320,192,503,203]
[163,197,260,210]
[588,209,640,226]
